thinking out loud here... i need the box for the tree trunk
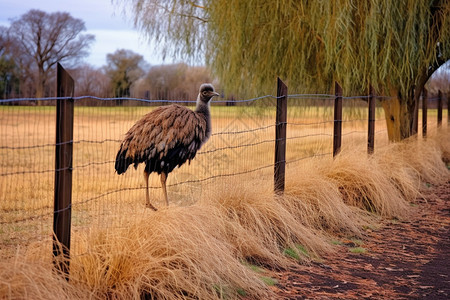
[35,82,44,99]
[381,57,444,142]
[381,92,416,142]
[35,66,47,102]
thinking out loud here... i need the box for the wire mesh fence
[0,82,448,258]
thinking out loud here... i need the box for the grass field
[0,101,448,299]
[0,103,444,254]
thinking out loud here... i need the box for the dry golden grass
[404,137,449,185]
[0,258,90,300]
[373,130,450,204]
[66,205,273,299]
[285,160,364,235]
[2,130,448,299]
[323,150,411,217]
[15,206,274,299]
[199,178,331,268]
[0,104,449,299]
[438,129,450,163]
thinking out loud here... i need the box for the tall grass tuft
[405,136,449,185]
[200,178,331,267]
[436,130,450,164]
[373,144,421,203]
[68,205,272,299]
[285,160,364,236]
[0,258,89,300]
[375,132,449,195]
[323,149,411,217]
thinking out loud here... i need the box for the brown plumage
[115,83,219,210]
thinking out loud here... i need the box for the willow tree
[123,0,450,141]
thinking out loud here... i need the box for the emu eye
[202,91,208,96]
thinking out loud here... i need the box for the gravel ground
[268,180,450,299]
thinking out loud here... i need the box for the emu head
[198,83,220,103]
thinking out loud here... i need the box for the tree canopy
[122,0,449,140]
[124,0,449,96]
[105,49,147,97]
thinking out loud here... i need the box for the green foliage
[212,283,248,299]
[260,276,278,286]
[124,0,207,61]
[0,56,19,99]
[349,247,367,254]
[242,261,265,273]
[237,288,247,297]
[283,244,310,261]
[105,49,146,97]
[123,0,450,97]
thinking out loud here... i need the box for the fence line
[0,93,395,104]
[0,118,386,154]
[0,97,445,182]
[0,126,386,178]
[1,65,449,269]
[0,101,445,180]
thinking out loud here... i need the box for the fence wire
[1,93,447,258]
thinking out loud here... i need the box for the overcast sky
[0,0,180,67]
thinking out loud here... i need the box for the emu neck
[195,98,211,138]
[195,98,210,115]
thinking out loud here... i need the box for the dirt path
[270,181,450,299]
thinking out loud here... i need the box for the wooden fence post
[437,90,442,127]
[422,89,427,138]
[53,63,74,279]
[333,82,343,157]
[274,78,287,194]
[367,85,375,154]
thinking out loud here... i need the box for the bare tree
[135,63,212,100]
[0,26,8,55]
[72,64,111,98]
[7,9,95,98]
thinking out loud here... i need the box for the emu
[115,83,219,210]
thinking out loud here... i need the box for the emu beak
[211,91,220,98]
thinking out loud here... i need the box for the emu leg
[161,172,169,206]
[144,170,157,211]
